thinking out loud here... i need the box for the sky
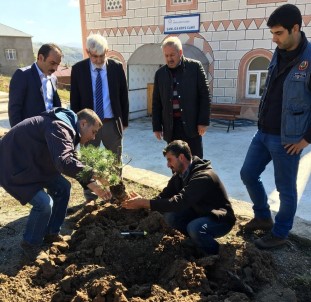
[1,0,82,48]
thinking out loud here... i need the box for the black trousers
[172,118,203,158]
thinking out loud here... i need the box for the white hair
[86,34,108,54]
[161,36,183,52]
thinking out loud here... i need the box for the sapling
[77,145,128,202]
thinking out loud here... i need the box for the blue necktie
[95,68,104,119]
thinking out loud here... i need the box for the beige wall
[79,0,311,119]
[0,36,34,76]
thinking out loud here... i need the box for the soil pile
[0,181,311,301]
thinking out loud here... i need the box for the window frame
[246,70,267,99]
[167,0,198,12]
[101,0,126,17]
[5,49,17,60]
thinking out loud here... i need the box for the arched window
[246,57,270,98]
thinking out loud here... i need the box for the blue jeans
[23,175,71,245]
[164,209,233,255]
[240,130,300,238]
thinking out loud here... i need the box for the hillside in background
[33,42,83,66]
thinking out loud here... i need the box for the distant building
[54,65,72,90]
[79,0,311,120]
[0,23,34,76]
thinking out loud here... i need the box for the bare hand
[127,191,142,199]
[285,139,309,155]
[121,197,150,209]
[87,182,112,201]
[154,131,163,140]
[94,176,110,186]
[198,125,208,136]
[92,171,110,186]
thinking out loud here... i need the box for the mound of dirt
[0,180,311,301]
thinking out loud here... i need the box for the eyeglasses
[88,51,105,59]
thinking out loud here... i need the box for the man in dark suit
[9,43,63,127]
[70,34,129,201]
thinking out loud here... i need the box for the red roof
[55,66,71,77]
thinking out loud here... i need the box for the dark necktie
[95,68,104,119]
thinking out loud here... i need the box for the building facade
[79,0,311,120]
[0,23,34,76]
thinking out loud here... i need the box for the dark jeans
[172,118,203,158]
[240,130,300,238]
[164,208,233,255]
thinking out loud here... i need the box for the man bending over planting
[0,107,111,261]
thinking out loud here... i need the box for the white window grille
[246,57,269,98]
[5,49,17,60]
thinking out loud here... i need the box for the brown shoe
[43,234,65,244]
[255,232,287,249]
[241,217,273,233]
[20,240,42,261]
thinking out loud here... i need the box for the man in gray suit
[9,43,63,127]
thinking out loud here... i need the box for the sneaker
[43,234,65,244]
[20,240,42,261]
[241,217,273,233]
[255,232,287,249]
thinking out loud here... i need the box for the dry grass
[0,75,10,92]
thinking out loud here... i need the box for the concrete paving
[1,90,310,242]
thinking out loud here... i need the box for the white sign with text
[164,14,200,34]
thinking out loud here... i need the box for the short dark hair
[77,108,102,127]
[163,140,192,161]
[267,4,302,32]
[37,43,63,60]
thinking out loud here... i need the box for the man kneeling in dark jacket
[122,140,236,255]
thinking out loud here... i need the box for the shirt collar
[90,60,107,72]
[179,160,193,181]
[35,63,51,79]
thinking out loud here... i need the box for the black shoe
[241,217,273,233]
[43,234,65,244]
[66,207,75,214]
[20,240,42,261]
[254,232,287,249]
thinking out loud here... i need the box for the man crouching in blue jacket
[122,140,236,255]
[0,107,112,261]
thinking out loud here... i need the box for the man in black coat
[70,34,129,201]
[9,44,63,127]
[122,140,235,255]
[0,108,111,261]
[152,36,211,158]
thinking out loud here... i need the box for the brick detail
[247,0,286,4]
[166,0,198,12]
[237,49,273,101]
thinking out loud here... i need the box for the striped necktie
[95,68,104,119]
